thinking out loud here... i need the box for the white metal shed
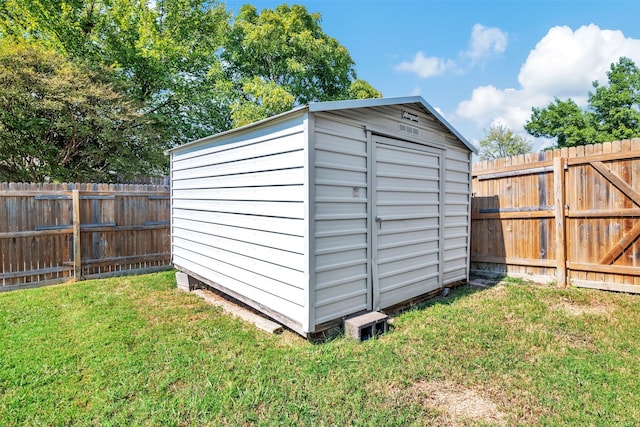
[168,96,477,336]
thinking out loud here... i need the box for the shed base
[193,288,283,334]
[175,266,469,340]
[173,266,306,336]
[175,271,201,292]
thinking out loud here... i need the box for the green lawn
[1,272,639,426]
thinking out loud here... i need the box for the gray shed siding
[443,147,472,283]
[169,97,474,335]
[308,104,472,326]
[312,116,370,325]
[170,114,309,329]
[373,138,442,309]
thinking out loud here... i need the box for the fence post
[554,157,567,287]
[72,189,82,281]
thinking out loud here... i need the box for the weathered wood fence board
[471,138,640,292]
[0,182,170,291]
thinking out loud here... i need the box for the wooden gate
[471,139,640,292]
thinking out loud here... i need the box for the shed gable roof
[168,96,476,154]
[309,96,476,153]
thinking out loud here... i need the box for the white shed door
[373,136,441,310]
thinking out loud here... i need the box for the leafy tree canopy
[222,4,381,126]
[0,0,231,143]
[525,57,640,147]
[0,41,167,182]
[347,79,383,100]
[0,1,381,181]
[478,124,532,160]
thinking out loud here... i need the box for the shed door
[373,136,442,310]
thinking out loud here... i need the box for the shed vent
[399,123,419,136]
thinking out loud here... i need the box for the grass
[1,271,639,426]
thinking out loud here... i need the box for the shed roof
[308,96,476,153]
[167,96,477,154]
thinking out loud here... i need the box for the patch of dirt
[552,299,612,316]
[399,380,507,426]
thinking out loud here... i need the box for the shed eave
[165,104,309,154]
[309,96,477,154]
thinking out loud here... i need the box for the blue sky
[227,0,640,151]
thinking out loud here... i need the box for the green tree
[589,57,640,140]
[525,57,640,147]
[230,77,296,127]
[347,79,383,100]
[0,0,231,143]
[0,1,380,183]
[0,41,167,182]
[222,4,380,126]
[478,124,532,160]
[525,98,599,147]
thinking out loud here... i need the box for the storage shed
[168,96,477,336]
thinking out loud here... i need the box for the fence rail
[471,138,640,293]
[0,182,171,291]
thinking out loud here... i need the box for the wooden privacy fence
[471,138,640,293]
[0,182,171,291]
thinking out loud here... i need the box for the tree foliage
[0,42,166,182]
[525,57,640,147]
[347,79,383,100]
[0,1,381,182]
[478,124,532,160]
[222,4,380,126]
[0,0,231,144]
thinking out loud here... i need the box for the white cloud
[410,85,422,96]
[395,51,456,78]
[395,24,507,78]
[519,24,640,102]
[455,24,640,148]
[457,85,543,132]
[466,24,508,64]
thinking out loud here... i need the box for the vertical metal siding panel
[443,148,472,283]
[313,118,369,325]
[304,114,315,332]
[366,131,374,312]
[170,152,175,267]
[466,150,474,283]
[439,149,446,290]
[170,116,308,327]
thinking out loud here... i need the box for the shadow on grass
[386,276,507,319]
[309,278,508,344]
